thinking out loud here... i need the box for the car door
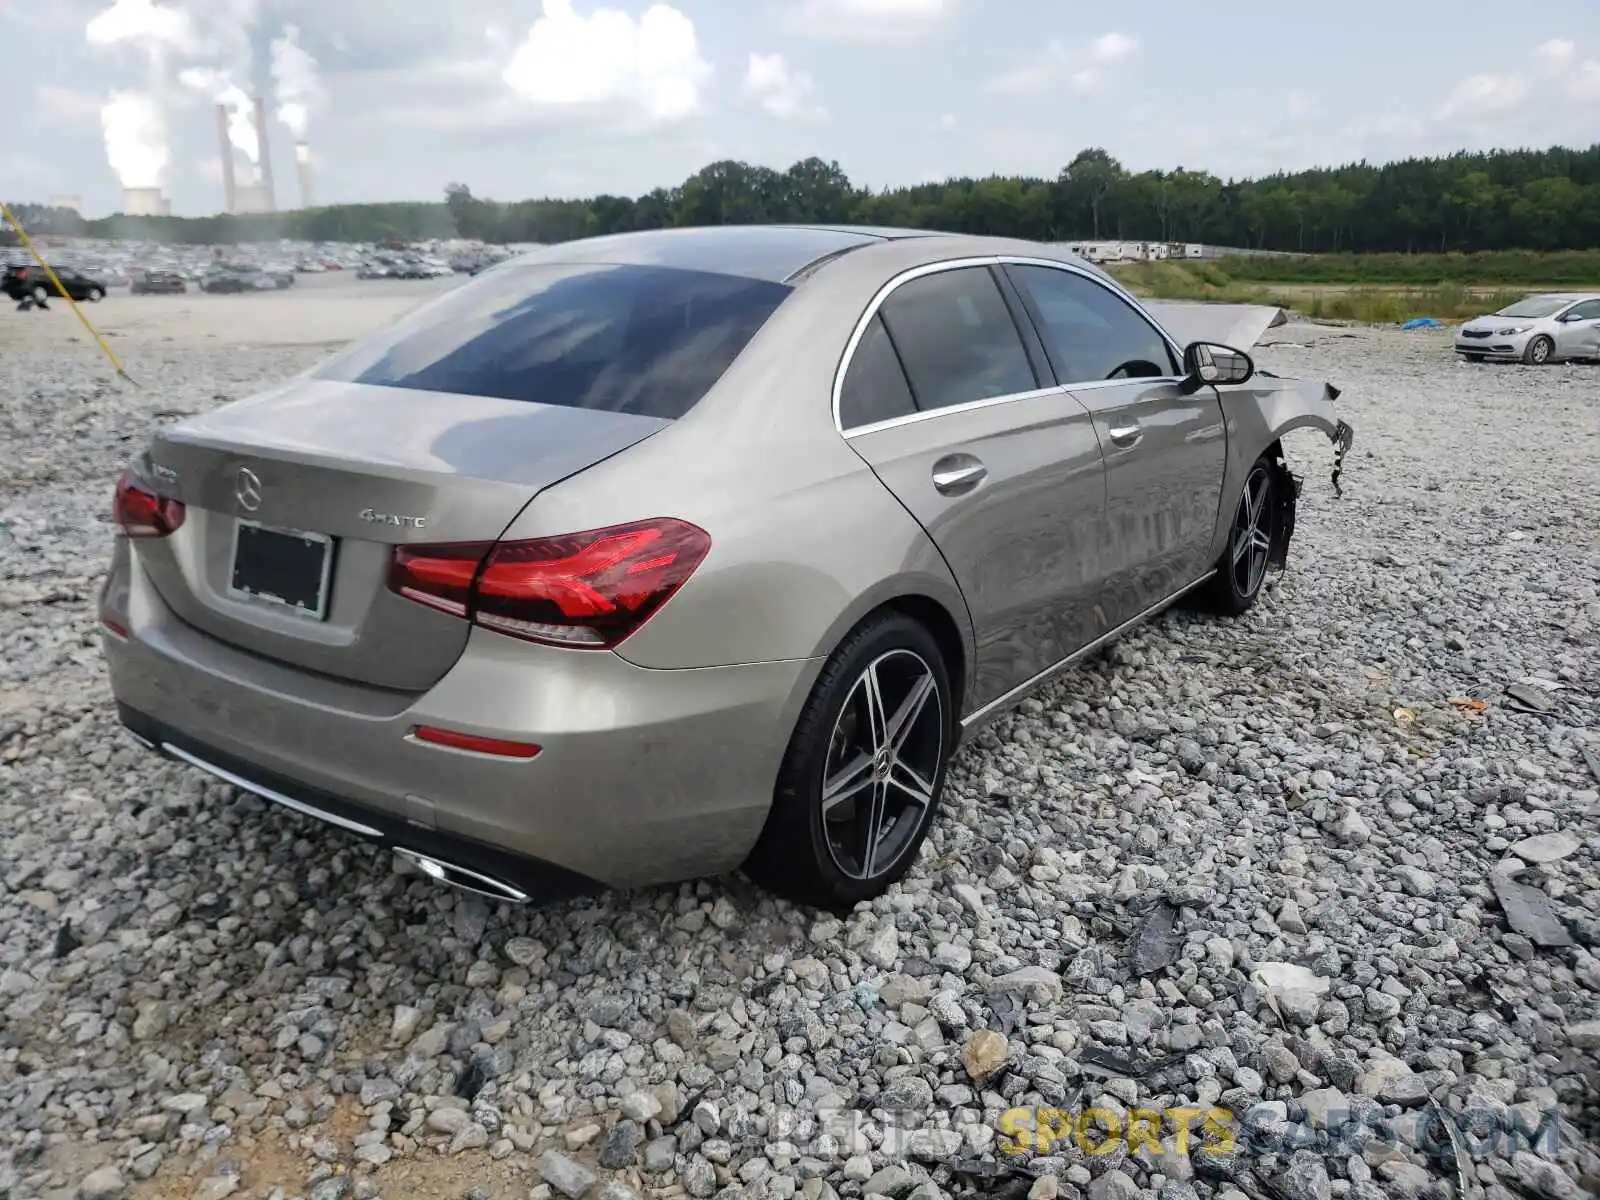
[1555,299,1600,359]
[840,264,1111,711]
[1002,262,1228,626]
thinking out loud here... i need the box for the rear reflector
[389,517,711,650]
[102,617,129,638]
[114,470,186,538]
[411,725,542,759]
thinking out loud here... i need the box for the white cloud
[1435,72,1529,119]
[742,53,826,121]
[502,0,711,126]
[1535,38,1576,68]
[988,32,1139,97]
[932,112,957,133]
[780,0,955,45]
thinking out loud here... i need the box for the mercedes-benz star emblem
[234,466,263,512]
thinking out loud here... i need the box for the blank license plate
[230,521,334,619]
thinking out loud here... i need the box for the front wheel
[88,288,105,302]
[745,612,952,911]
[1523,335,1554,366]
[1195,454,1281,616]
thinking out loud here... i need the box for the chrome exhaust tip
[393,847,529,904]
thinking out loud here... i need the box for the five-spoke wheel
[1196,451,1280,616]
[820,649,943,882]
[745,612,952,910]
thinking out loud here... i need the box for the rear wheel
[1195,454,1280,616]
[88,288,105,302]
[1524,335,1554,365]
[745,612,952,911]
[31,285,49,305]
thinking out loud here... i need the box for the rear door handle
[932,455,987,495]
[1108,422,1143,448]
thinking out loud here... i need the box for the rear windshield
[314,261,792,419]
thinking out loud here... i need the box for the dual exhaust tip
[126,727,532,905]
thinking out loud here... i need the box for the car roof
[509,224,1112,285]
[512,224,945,284]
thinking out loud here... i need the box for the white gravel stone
[0,314,1596,1200]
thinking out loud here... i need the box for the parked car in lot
[131,269,188,295]
[1454,292,1600,364]
[101,225,1353,909]
[4,263,107,304]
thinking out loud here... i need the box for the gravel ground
[1,305,1598,1200]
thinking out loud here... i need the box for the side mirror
[1181,341,1255,393]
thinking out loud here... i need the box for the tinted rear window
[314,262,792,419]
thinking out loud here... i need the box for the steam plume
[270,25,323,142]
[85,0,197,188]
[100,92,169,189]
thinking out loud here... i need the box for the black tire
[744,611,953,912]
[87,288,104,302]
[1523,335,1554,366]
[1194,453,1282,617]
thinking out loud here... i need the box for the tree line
[6,144,1599,253]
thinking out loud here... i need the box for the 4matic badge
[359,508,428,529]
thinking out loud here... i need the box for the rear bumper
[101,546,819,893]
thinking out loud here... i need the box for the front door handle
[1108,422,1143,448]
[932,455,987,495]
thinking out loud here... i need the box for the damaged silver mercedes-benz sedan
[99,225,1353,910]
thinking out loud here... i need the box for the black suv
[4,264,108,305]
[131,269,187,295]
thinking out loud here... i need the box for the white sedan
[1455,293,1600,364]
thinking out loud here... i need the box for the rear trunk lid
[136,378,668,691]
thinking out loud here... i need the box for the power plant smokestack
[294,143,314,209]
[216,104,238,214]
[253,95,277,212]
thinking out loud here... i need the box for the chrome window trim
[834,254,1187,436]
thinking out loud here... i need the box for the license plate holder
[229,520,335,620]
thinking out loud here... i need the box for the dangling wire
[1,200,138,387]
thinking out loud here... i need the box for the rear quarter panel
[491,244,977,690]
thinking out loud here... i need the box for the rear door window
[315,262,793,419]
[839,314,917,429]
[877,267,1037,412]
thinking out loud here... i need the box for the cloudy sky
[5,0,1600,217]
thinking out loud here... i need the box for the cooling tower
[122,187,170,217]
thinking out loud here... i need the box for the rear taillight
[389,518,711,649]
[113,470,185,538]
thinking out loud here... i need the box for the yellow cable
[1,200,135,385]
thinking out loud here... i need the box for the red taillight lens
[411,725,542,759]
[389,518,711,650]
[113,470,185,538]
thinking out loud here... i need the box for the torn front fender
[1227,373,1354,496]
[1206,374,1354,569]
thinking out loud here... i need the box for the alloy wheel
[820,649,943,881]
[1530,338,1552,364]
[1231,466,1273,599]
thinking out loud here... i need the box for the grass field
[1105,259,1595,323]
